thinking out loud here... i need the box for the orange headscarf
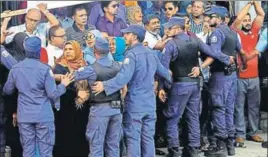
[56,40,87,70]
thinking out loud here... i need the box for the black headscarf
[4,32,29,62]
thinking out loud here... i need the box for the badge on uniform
[1,50,9,58]
[211,36,218,43]
[49,70,54,77]
[78,67,85,72]
[123,58,130,65]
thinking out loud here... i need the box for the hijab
[56,40,87,70]
[112,37,126,62]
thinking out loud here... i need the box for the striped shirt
[189,16,204,34]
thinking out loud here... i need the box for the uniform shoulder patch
[211,36,217,43]
[78,67,85,72]
[49,70,54,77]
[123,58,130,65]
[1,50,9,58]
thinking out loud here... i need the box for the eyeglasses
[164,7,173,11]
[150,21,160,25]
[168,26,179,31]
[83,34,95,40]
[112,4,119,8]
[53,34,66,39]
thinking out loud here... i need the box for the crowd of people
[0,1,267,157]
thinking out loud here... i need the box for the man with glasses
[46,25,66,68]
[205,6,247,157]
[5,3,59,47]
[96,1,127,38]
[163,1,179,22]
[158,17,233,157]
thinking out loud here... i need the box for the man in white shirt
[5,3,59,47]
[143,14,171,51]
[46,25,66,68]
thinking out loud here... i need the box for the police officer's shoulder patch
[123,58,130,65]
[211,36,217,43]
[49,70,54,77]
[78,67,84,72]
[1,50,9,58]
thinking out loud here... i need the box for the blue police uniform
[205,6,244,157]
[160,17,231,156]
[99,25,172,157]
[0,45,17,156]
[74,38,123,157]
[3,37,67,157]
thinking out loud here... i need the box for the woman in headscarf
[127,6,143,25]
[53,40,89,157]
[109,37,126,63]
[83,29,114,64]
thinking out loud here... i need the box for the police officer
[205,6,247,157]
[158,17,233,157]
[72,37,123,157]
[0,45,17,157]
[92,25,172,157]
[3,36,74,157]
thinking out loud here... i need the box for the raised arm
[232,2,252,30]
[37,3,59,27]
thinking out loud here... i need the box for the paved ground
[156,133,267,157]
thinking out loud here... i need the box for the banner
[27,1,91,10]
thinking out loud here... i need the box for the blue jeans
[235,78,261,138]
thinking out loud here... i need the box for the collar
[104,14,119,23]
[190,15,204,25]
[23,23,38,35]
[127,42,142,51]
[73,23,89,32]
[147,30,161,40]
[96,56,112,66]
[48,43,62,51]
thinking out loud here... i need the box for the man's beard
[153,28,161,34]
[241,25,251,33]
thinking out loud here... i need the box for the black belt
[173,77,200,83]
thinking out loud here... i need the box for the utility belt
[173,77,200,83]
[223,63,237,76]
[261,77,268,89]
[93,100,122,109]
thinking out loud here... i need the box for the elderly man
[190,1,206,34]
[4,3,59,47]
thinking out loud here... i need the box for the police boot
[225,138,235,156]
[166,147,180,157]
[182,147,200,157]
[206,139,227,157]
[204,142,217,156]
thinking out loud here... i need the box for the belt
[173,77,200,83]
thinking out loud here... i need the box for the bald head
[25,9,41,33]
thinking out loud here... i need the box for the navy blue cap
[23,36,41,59]
[163,17,185,28]
[121,25,146,41]
[143,14,160,25]
[205,5,228,17]
[94,37,109,54]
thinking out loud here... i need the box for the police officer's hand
[158,89,167,102]
[229,56,235,65]
[61,72,75,87]
[92,81,104,96]
[12,113,17,127]
[188,67,200,77]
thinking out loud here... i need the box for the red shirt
[232,21,261,78]
[40,48,48,64]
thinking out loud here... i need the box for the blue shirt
[256,28,268,53]
[103,43,172,113]
[208,23,242,59]
[83,47,114,65]
[1,46,18,70]
[3,58,66,123]
[75,56,121,116]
